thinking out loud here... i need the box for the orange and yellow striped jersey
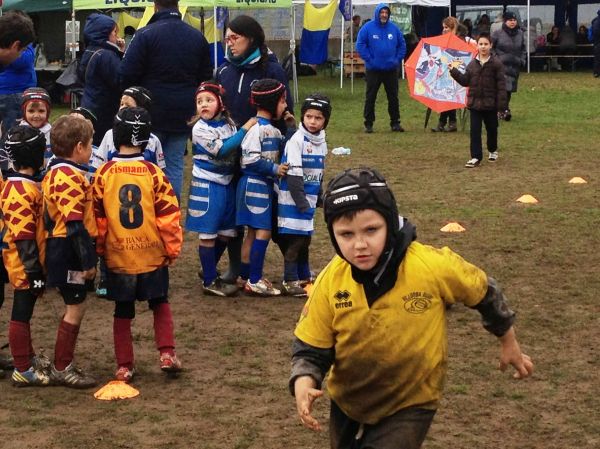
[42,159,97,239]
[1,173,46,290]
[92,155,182,274]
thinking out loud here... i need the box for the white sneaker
[465,158,480,168]
[244,278,281,296]
[488,151,498,161]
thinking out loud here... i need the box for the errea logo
[334,290,352,309]
[333,194,358,205]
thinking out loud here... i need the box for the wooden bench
[343,52,365,76]
[530,54,593,71]
[531,44,594,71]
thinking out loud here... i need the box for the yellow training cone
[516,194,538,204]
[303,283,313,296]
[94,380,139,401]
[440,222,466,233]
[568,177,587,184]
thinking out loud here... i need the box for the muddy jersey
[42,159,97,239]
[1,173,46,290]
[294,242,488,424]
[92,154,182,274]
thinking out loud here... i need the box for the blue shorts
[235,175,274,230]
[107,267,169,302]
[185,177,236,238]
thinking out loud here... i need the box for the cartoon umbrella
[405,33,477,116]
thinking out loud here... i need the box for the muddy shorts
[329,401,436,449]
[107,267,169,302]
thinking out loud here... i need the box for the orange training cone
[516,194,538,204]
[440,222,466,233]
[568,177,587,184]
[94,380,140,401]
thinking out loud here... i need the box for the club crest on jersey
[402,292,433,314]
[334,290,352,309]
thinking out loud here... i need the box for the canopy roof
[2,0,71,12]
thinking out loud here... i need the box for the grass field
[0,70,599,449]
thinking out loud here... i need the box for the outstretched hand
[294,376,324,432]
[499,327,534,379]
[449,59,463,70]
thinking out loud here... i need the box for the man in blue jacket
[356,3,406,133]
[120,0,212,200]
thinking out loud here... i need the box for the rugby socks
[152,302,175,356]
[54,320,80,371]
[224,233,243,280]
[298,261,311,282]
[240,262,250,281]
[214,238,228,265]
[284,261,299,282]
[249,238,269,284]
[199,245,217,286]
[9,321,31,372]
[113,317,134,369]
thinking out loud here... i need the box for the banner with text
[73,0,291,10]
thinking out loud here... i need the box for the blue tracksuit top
[356,3,407,71]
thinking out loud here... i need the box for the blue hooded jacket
[120,9,212,134]
[215,51,293,127]
[0,44,36,94]
[78,13,123,143]
[356,3,406,71]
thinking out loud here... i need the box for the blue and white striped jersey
[278,124,327,235]
[240,117,283,179]
[191,118,238,185]
[89,129,165,174]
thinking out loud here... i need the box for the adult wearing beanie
[356,3,406,133]
[120,0,212,201]
[492,11,526,121]
[78,13,125,146]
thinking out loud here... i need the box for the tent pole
[290,5,299,104]
[351,16,354,95]
[527,0,530,73]
[71,9,77,62]
[213,6,218,75]
[340,17,344,89]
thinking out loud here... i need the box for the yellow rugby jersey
[294,242,488,425]
[92,155,182,274]
[42,159,98,239]
[1,174,46,290]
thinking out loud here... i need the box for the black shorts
[46,238,91,288]
[107,267,169,302]
[58,285,88,305]
[0,256,8,284]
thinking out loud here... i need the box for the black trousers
[469,109,498,160]
[594,44,600,75]
[329,401,436,449]
[364,68,400,127]
[439,109,457,126]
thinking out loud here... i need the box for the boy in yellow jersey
[92,107,183,383]
[1,126,50,386]
[43,115,98,389]
[290,167,534,449]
